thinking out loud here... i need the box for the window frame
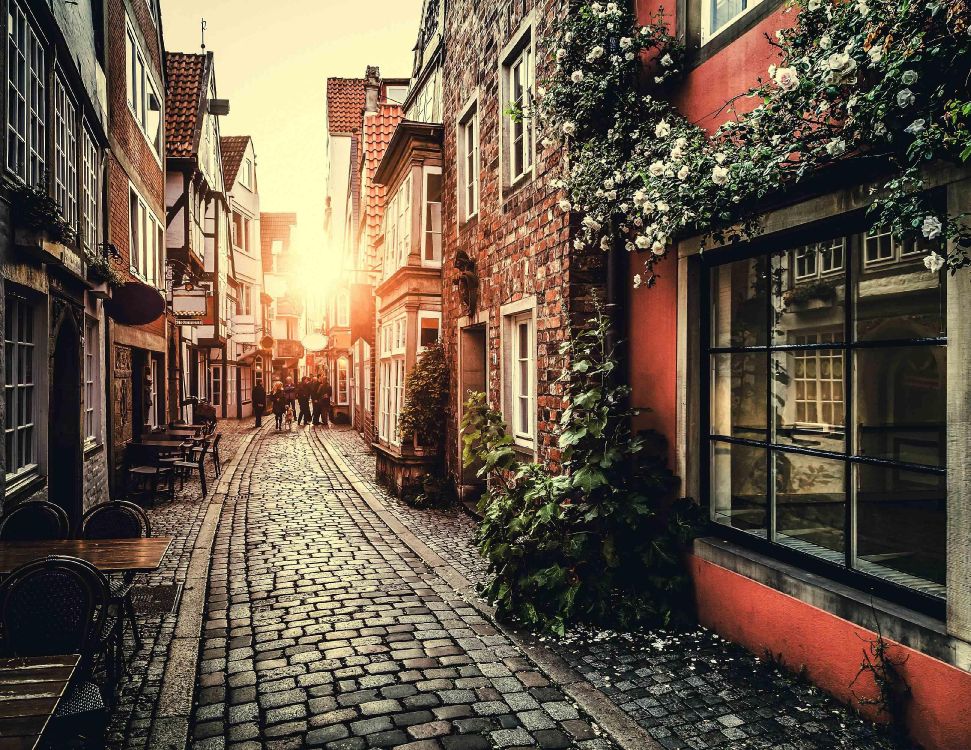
[457,97,479,221]
[5,0,47,186]
[128,184,164,289]
[701,0,766,45]
[703,229,948,615]
[336,357,350,406]
[501,301,536,450]
[124,17,163,160]
[83,317,101,447]
[4,294,39,483]
[499,18,536,191]
[421,166,442,267]
[417,311,441,352]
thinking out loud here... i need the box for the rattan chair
[0,500,70,541]
[79,502,152,650]
[0,556,113,742]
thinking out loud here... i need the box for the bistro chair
[209,433,223,477]
[127,459,176,505]
[79,502,152,650]
[0,500,70,541]
[173,439,211,497]
[0,556,113,742]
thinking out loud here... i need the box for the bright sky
[161,0,423,278]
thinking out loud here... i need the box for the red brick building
[104,0,169,492]
[439,0,595,497]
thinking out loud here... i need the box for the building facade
[260,211,304,384]
[0,0,115,520]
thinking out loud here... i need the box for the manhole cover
[131,583,182,616]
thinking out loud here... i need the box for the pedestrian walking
[313,375,332,428]
[283,377,296,411]
[270,381,287,430]
[252,380,266,428]
[296,376,313,426]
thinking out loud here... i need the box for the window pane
[711,442,766,534]
[772,247,845,345]
[710,352,767,441]
[711,256,768,347]
[772,347,845,450]
[711,0,747,34]
[774,452,845,561]
[855,463,945,596]
[855,242,945,341]
[855,346,945,467]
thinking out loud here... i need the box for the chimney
[364,65,381,113]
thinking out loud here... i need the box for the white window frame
[457,97,479,221]
[383,174,412,278]
[500,19,535,190]
[240,366,252,404]
[378,314,407,445]
[240,157,253,190]
[147,357,159,428]
[4,294,38,481]
[80,127,100,255]
[336,357,350,406]
[422,166,443,266]
[125,17,162,160]
[501,299,537,449]
[52,73,78,231]
[209,364,222,408]
[864,225,922,267]
[129,184,164,289]
[702,0,766,45]
[83,317,101,446]
[794,238,845,281]
[6,0,46,186]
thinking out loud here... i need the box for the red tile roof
[221,135,250,188]
[166,52,208,158]
[326,78,367,135]
[362,104,404,252]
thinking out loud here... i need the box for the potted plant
[10,181,77,256]
[84,247,123,296]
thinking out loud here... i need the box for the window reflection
[711,256,767,348]
[711,442,766,534]
[711,352,767,441]
[775,452,845,560]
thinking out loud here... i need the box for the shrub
[398,340,449,446]
[462,305,700,635]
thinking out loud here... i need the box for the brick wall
[83,450,110,511]
[440,0,603,483]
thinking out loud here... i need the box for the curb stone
[147,424,265,749]
[314,430,665,750]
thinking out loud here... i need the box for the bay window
[378,316,406,444]
[707,229,947,602]
[383,175,412,277]
[6,0,45,185]
[422,167,442,265]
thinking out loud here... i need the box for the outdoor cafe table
[0,654,79,750]
[163,429,197,437]
[0,537,173,575]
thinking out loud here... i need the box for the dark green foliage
[10,180,77,246]
[398,340,449,446]
[462,305,701,635]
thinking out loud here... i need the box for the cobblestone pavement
[319,428,910,750]
[190,425,614,750]
[105,419,255,750]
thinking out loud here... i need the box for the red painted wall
[691,556,971,750]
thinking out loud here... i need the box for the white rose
[556,48,567,62]
[768,64,777,79]
[675,136,687,148]
[654,76,665,84]
[924,252,945,273]
[868,45,884,65]
[652,240,666,255]
[582,216,602,233]
[822,51,857,85]
[648,161,666,177]
[619,37,632,50]
[571,70,584,83]
[655,120,671,138]
[670,145,684,160]
[635,235,651,249]
[677,165,690,180]
[606,2,620,14]
[600,236,611,251]
[825,138,846,156]
[633,189,646,205]
[625,52,636,61]
[633,274,643,289]
[904,119,926,135]
[772,66,800,92]
[922,215,943,239]
[808,0,821,9]
[606,190,617,200]
[715,152,727,164]
[642,200,655,213]
[591,2,603,13]
[897,88,916,108]
[558,199,572,212]
[640,27,650,36]
[901,70,918,85]
[657,201,670,213]
[562,121,577,136]
[660,53,674,67]
[712,165,729,185]
[856,0,870,16]
[586,46,605,63]
[819,34,832,50]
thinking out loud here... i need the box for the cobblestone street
[188,425,611,750]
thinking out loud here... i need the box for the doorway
[459,324,487,496]
[49,313,82,528]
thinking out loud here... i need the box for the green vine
[462,304,699,635]
[541,0,971,287]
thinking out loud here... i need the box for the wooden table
[0,654,79,750]
[134,440,188,449]
[163,429,197,438]
[0,537,173,574]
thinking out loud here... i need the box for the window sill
[4,470,45,502]
[693,535,963,667]
[83,440,104,459]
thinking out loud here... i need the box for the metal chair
[127,456,176,505]
[173,439,211,496]
[0,556,113,742]
[0,500,70,541]
[209,433,223,477]
[79,502,151,650]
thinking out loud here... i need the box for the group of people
[251,374,333,430]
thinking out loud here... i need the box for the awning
[237,349,269,366]
[104,282,165,325]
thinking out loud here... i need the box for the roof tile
[221,135,250,188]
[326,78,367,135]
[165,52,208,158]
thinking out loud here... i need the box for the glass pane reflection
[711,441,767,535]
[855,463,945,596]
[772,348,845,451]
[711,256,768,348]
[711,352,767,441]
[774,452,845,561]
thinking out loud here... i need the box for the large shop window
[707,229,946,603]
[4,295,37,481]
[6,0,46,185]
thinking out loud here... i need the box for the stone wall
[440,0,603,483]
[83,449,110,510]
[110,343,134,489]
